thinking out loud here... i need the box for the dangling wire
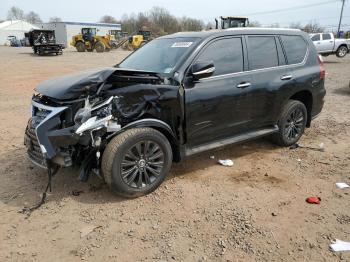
[19,161,59,218]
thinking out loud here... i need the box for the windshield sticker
[171,42,193,48]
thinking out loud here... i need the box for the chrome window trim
[195,39,309,83]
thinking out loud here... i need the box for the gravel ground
[0,46,349,262]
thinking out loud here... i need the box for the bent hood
[35,67,116,100]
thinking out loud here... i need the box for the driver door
[184,37,253,147]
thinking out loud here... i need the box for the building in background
[35,22,122,48]
[0,20,38,45]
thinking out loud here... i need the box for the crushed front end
[24,93,122,181]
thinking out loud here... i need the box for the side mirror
[191,61,215,80]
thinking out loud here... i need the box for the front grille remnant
[24,118,47,168]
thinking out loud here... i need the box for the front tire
[271,100,307,146]
[76,42,86,52]
[102,128,173,198]
[336,46,348,58]
[94,41,105,53]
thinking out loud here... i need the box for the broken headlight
[74,96,118,135]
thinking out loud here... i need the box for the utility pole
[337,0,346,37]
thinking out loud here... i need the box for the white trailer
[35,22,122,48]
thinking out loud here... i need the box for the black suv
[25,28,326,197]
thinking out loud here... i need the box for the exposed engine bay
[24,67,181,182]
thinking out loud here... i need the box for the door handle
[281,75,293,81]
[237,82,251,88]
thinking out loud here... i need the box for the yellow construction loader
[71,28,111,52]
[123,30,151,50]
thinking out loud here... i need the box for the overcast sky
[1,0,349,31]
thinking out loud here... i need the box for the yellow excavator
[71,28,112,52]
[123,30,151,50]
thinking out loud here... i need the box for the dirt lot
[0,46,349,262]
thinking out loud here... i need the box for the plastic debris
[218,159,234,167]
[210,156,215,159]
[72,190,84,196]
[335,183,350,189]
[79,225,102,238]
[306,197,321,204]
[289,143,325,152]
[330,239,350,252]
[297,158,302,162]
[319,142,325,151]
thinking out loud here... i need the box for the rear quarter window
[280,35,308,64]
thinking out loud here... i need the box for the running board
[185,126,279,156]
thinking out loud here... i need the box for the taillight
[318,55,326,80]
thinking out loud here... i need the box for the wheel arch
[337,44,348,49]
[109,119,181,162]
[289,90,313,127]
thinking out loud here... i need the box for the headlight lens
[74,97,114,126]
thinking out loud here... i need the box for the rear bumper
[312,85,326,119]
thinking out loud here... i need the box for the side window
[280,35,308,64]
[311,34,320,41]
[247,36,279,70]
[322,33,332,40]
[195,38,244,76]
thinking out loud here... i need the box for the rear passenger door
[319,33,334,52]
[244,35,290,127]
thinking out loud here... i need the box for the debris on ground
[335,182,350,189]
[210,155,215,159]
[218,159,234,167]
[289,143,325,152]
[330,239,350,252]
[306,197,321,204]
[72,190,84,196]
[79,225,102,238]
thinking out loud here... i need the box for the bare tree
[49,17,62,23]
[25,11,42,24]
[149,6,180,35]
[289,22,303,30]
[248,21,261,27]
[7,6,25,20]
[121,13,138,34]
[205,22,215,30]
[179,17,203,31]
[303,22,325,33]
[120,6,205,36]
[100,15,119,24]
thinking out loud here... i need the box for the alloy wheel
[284,107,305,141]
[339,47,347,57]
[121,140,165,188]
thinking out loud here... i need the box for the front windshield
[118,37,200,74]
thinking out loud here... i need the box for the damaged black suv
[25,28,326,197]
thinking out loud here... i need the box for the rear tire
[102,128,173,198]
[336,46,348,58]
[95,42,105,53]
[271,100,307,146]
[76,42,86,52]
